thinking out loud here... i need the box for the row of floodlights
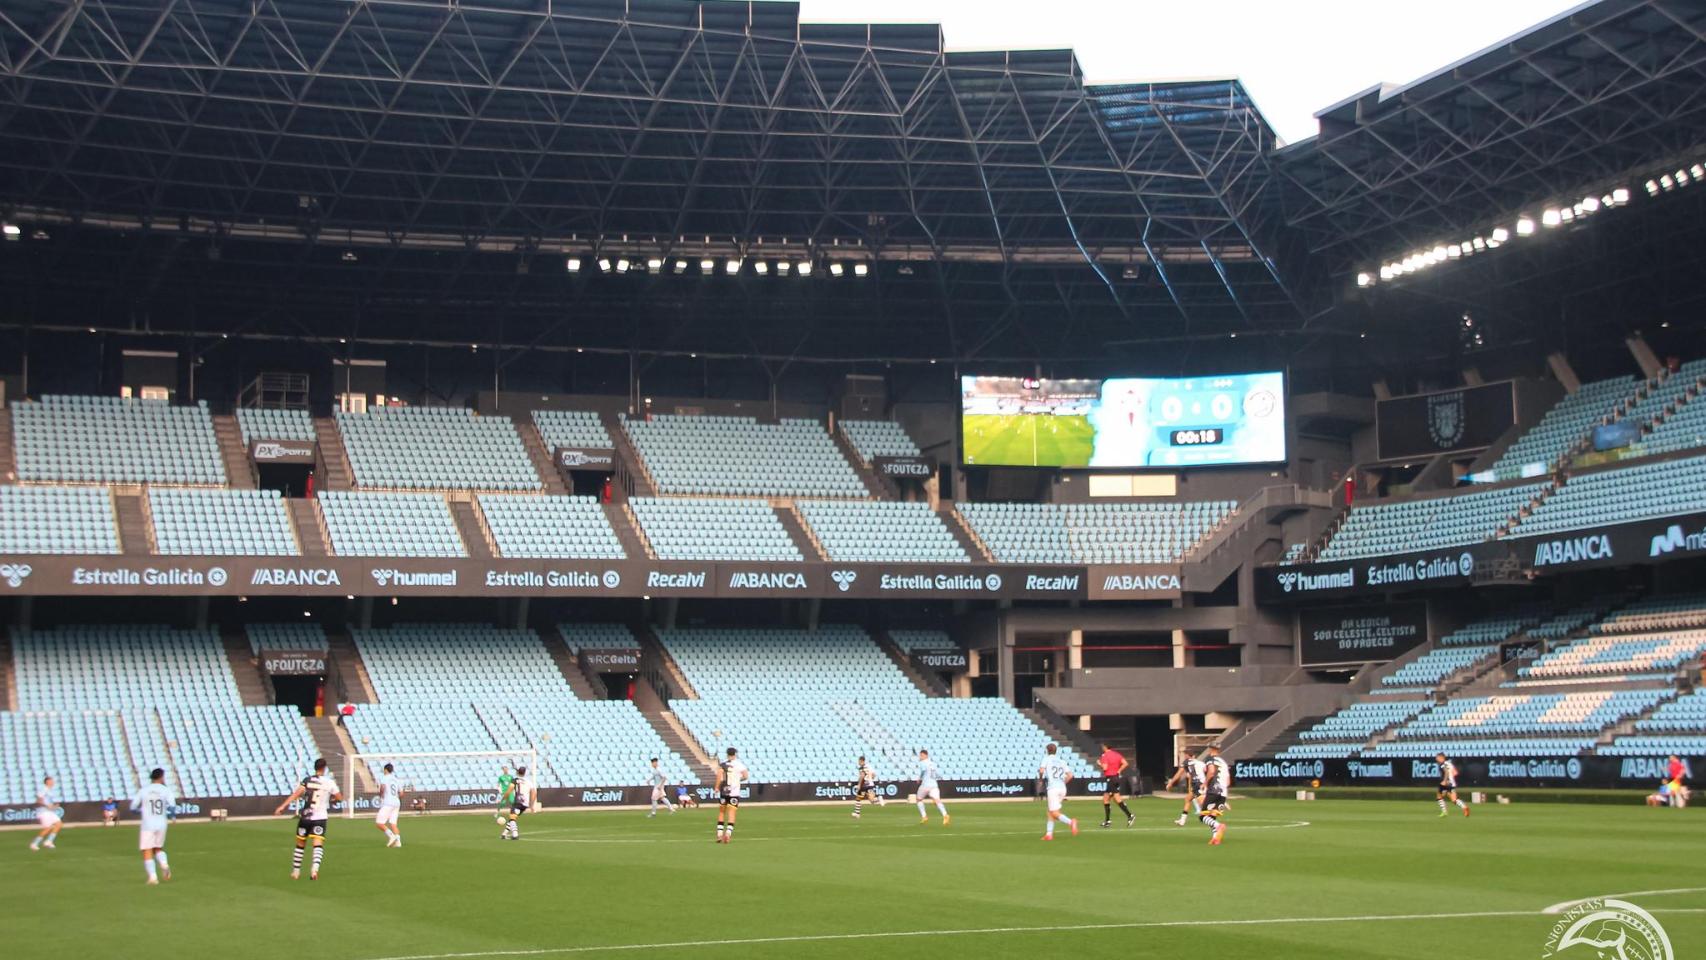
[1645,162,1706,196]
[1358,187,1632,287]
[565,256,868,278]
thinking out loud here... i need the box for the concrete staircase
[633,688,716,785]
[288,498,331,556]
[828,424,890,499]
[603,503,649,560]
[942,506,992,561]
[1022,700,1103,762]
[448,497,494,558]
[0,631,15,711]
[212,414,256,488]
[312,418,354,490]
[112,491,152,554]
[773,500,826,561]
[306,716,375,793]
[602,411,657,497]
[327,630,377,704]
[220,628,274,706]
[875,631,948,696]
[512,414,569,495]
[0,412,16,481]
[634,625,697,700]
[540,627,605,699]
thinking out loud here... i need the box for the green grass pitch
[7,798,1700,959]
[963,414,1096,467]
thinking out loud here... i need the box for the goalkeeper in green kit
[496,766,515,825]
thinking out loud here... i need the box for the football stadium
[0,0,1703,957]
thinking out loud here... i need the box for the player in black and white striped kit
[275,757,342,880]
[1436,754,1470,818]
[1198,745,1230,846]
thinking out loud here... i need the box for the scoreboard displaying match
[960,372,1286,468]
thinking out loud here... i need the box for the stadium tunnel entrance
[271,673,324,717]
[256,460,313,498]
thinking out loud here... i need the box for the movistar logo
[1650,522,1706,558]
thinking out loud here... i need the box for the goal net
[342,748,537,819]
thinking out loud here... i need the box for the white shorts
[139,828,166,850]
[917,784,941,802]
[1046,787,1067,813]
[650,787,667,802]
[375,806,400,826]
[37,811,61,828]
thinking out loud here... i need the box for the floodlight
[1542,210,1562,228]
[1,223,19,239]
[853,263,869,277]
[1490,227,1510,243]
[1611,187,1629,205]
[1379,265,1394,280]
[1356,272,1372,288]
[597,257,613,273]
[700,258,716,272]
[566,257,582,273]
[829,262,844,277]
[724,258,741,275]
[647,257,664,273]
[614,258,630,274]
[673,259,688,274]
[753,261,769,276]
[1515,217,1535,236]
[797,261,814,276]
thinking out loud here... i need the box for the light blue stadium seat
[956,500,1234,564]
[335,407,540,491]
[0,485,120,554]
[619,414,867,498]
[12,395,226,485]
[478,494,624,559]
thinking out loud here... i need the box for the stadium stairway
[943,508,994,562]
[307,716,374,792]
[113,491,152,554]
[288,498,330,555]
[312,418,353,490]
[633,625,697,700]
[220,628,275,707]
[213,414,256,489]
[602,411,657,498]
[633,692,718,785]
[326,630,377,704]
[1024,698,1104,762]
[875,630,949,696]
[775,501,828,561]
[0,412,16,481]
[602,502,647,559]
[541,626,605,699]
[447,497,493,558]
[511,413,569,495]
[828,425,891,499]
[0,630,15,710]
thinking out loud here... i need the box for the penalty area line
[356,908,1536,960]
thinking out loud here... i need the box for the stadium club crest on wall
[1426,390,1465,448]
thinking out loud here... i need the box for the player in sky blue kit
[647,757,676,817]
[130,767,175,884]
[374,762,406,847]
[1038,743,1078,840]
[29,776,61,851]
[915,749,950,826]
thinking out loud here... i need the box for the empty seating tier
[661,626,1094,784]
[344,625,693,791]
[1490,375,1635,480]
[247,623,329,654]
[477,494,624,559]
[888,630,956,653]
[149,488,297,556]
[620,414,866,498]
[1513,455,1706,537]
[318,491,465,557]
[840,419,921,460]
[14,625,242,711]
[0,485,119,554]
[532,410,613,450]
[956,501,1234,564]
[559,623,640,654]
[1516,631,1706,681]
[798,500,968,563]
[13,395,225,485]
[336,407,540,491]
[631,497,800,561]
[1381,647,1495,690]
[1317,483,1545,562]
[160,705,318,798]
[236,408,315,445]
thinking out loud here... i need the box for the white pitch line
[517,819,1312,844]
[1540,886,1706,914]
[355,909,1544,960]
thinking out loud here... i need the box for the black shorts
[855,786,878,800]
[1201,794,1227,812]
[1437,784,1457,796]
[719,792,739,807]
[1102,780,1123,797]
[510,802,528,817]
[296,818,327,839]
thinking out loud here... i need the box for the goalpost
[343,748,537,819]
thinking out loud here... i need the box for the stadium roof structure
[0,0,1308,363]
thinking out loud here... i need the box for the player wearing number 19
[130,767,175,885]
[275,757,342,880]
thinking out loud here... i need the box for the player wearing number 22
[275,757,343,880]
[131,767,175,885]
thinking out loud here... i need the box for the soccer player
[1667,754,1688,808]
[1435,754,1470,817]
[714,747,747,844]
[1163,751,1205,826]
[915,749,949,826]
[852,756,883,819]
[374,762,405,847]
[29,776,61,851]
[1038,743,1078,840]
[1097,743,1135,828]
[1199,745,1230,845]
[275,757,342,880]
[130,767,175,884]
[647,758,675,817]
[500,766,535,841]
[496,765,515,824]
